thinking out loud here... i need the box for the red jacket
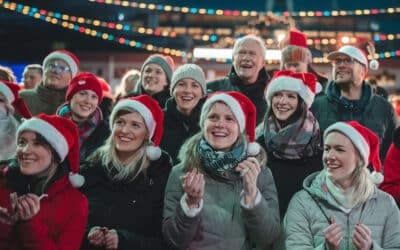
[380,144,400,206]
[0,172,88,250]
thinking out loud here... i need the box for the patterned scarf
[264,110,321,160]
[198,139,247,181]
[58,104,102,144]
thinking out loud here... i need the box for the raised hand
[0,206,14,225]
[104,228,119,250]
[235,157,261,205]
[87,226,106,247]
[16,193,40,221]
[324,217,343,250]
[182,168,205,209]
[352,223,372,250]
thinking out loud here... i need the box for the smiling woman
[56,72,110,161]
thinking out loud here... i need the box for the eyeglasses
[47,63,70,73]
[332,57,354,66]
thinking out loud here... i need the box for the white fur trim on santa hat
[43,52,78,77]
[265,76,315,108]
[0,81,15,103]
[17,118,69,161]
[324,122,370,168]
[204,93,245,132]
[110,99,156,138]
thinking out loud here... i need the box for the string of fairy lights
[86,0,400,18]
[1,0,400,62]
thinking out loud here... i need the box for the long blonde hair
[87,109,151,181]
[350,159,375,206]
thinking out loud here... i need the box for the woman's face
[323,131,360,189]
[173,78,203,116]
[16,131,53,176]
[113,111,149,162]
[271,90,299,122]
[70,90,99,122]
[204,102,240,152]
[142,63,168,95]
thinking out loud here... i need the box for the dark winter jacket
[161,97,205,164]
[80,120,110,161]
[126,85,170,109]
[257,135,322,218]
[19,83,67,115]
[0,163,88,250]
[80,151,173,250]
[311,81,396,162]
[207,67,270,125]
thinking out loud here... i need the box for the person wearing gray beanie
[127,54,175,108]
[161,63,207,164]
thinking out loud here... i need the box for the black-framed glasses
[47,63,70,73]
[332,57,354,66]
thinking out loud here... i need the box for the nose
[277,95,288,104]
[19,143,31,153]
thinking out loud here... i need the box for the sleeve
[241,166,280,248]
[379,195,400,249]
[380,144,400,206]
[380,105,396,163]
[17,193,88,250]
[284,191,326,250]
[162,166,201,249]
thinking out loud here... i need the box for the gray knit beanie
[140,54,175,84]
[170,64,206,96]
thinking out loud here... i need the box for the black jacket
[80,151,173,250]
[80,120,110,161]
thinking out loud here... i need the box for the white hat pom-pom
[69,172,85,188]
[371,171,384,185]
[146,145,162,161]
[247,142,260,156]
[369,59,379,70]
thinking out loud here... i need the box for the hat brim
[327,51,352,60]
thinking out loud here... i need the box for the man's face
[332,55,365,88]
[23,69,42,89]
[232,40,265,84]
[43,59,72,90]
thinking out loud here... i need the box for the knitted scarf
[58,104,102,144]
[264,110,321,160]
[198,139,247,182]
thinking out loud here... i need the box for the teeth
[213,132,226,137]
[119,136,132,142]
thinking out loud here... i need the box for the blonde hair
[350,158,375,206]
[87,108,151,181]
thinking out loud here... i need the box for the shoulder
[19,88,37,97]
[148,151,173,177]
[207,77,231,90]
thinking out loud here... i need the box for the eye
[207,113,218,121]
[176,82,185,87]
[191,82,200,88]
[90,94,99,100]
[17,139,27,146]
[226,115,236,122]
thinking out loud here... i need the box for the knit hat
[0,80,32,118]
[170,64,207,96]
[140,54,175,84]
[110,95,164,160]
[280,29,312,68]
[327,45,379,72]
[265,70,317,108]
[17,114,84,187]
[324,121,383,184]
[201,91,260,155]
[66,72,104,104]
[43,50,80,77]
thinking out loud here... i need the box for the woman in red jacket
[0,114,88,250]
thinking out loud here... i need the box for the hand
[182,168,205,209]
[16,194,40,221]
[324,217,343,250]
[235,157,260,205]
[352,223,372,250]
[0,206,14,225]
[104,229,119,250]
[87,226,106,247]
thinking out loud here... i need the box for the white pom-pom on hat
[369,59,379,70]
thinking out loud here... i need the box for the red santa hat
[324,121,383,184]
[265,70,317,108]
[97,77,113,100]
[0,80,32,118]
[110,95,164,160]
[279,29,312,68]
[327,45,379,73]
[66,72,104,104]
[201,91,260,155]
[43,50,80,77]
[17,114,84,187]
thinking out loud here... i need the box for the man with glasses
[19,50,79,115]
[311,45,396,163]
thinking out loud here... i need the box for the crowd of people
[0,30,399,249]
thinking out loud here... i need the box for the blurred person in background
[21,64,43,90]
[161,64,207,164]
[115,69,140,101]
[20,50,80,115]
[0,65,17,82]
[127,54,174,109]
